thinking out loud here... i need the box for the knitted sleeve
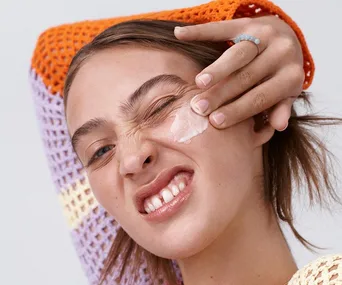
[288,255,342,284]
[29,1,315,284]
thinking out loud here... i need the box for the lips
[134,165,194,214]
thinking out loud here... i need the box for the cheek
[205,122,255,180]
[200,120,256,207]
[145,104,210,145]
[187,117,255,200]
[187,121,256,242]
[87,166,124,216]
[170,103,209,144]
[88,169,142,235]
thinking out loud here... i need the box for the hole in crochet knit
[314,271,322,280]
[329,264,338,272]
[306,269,313,278]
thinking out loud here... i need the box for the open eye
[87,145,115,166]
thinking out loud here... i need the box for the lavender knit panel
[71,206,159,285]
[29,69,85,192]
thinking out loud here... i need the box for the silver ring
[233,34,261,54]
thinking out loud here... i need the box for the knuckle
[240,17,253,26]
[186,26,202,40]
[227,103,245,125]
[252,92,267,111]
[203,22,219,41]
[192,29,203,40]
[261,24,275,38]
[279,37,298,57]
[236,69,253,88]
[234,46,247,60]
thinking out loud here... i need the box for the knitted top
[288,255,342,285]
[30,0,319,284]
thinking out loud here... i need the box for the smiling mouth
[143,172,191,213]
[135,166,194,221]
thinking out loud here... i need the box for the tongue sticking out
[170,103,209,144]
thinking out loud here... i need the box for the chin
[137,214,223,260]
[141,236,210,260]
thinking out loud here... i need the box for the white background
[1,0,342,284]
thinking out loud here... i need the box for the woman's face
[66,46,267,259]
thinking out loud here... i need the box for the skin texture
[170,103,209,143]
[66,46,297,285]
[175,16,305,132]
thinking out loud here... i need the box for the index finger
[174,18,251,41]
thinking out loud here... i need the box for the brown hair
[64,20,341,285]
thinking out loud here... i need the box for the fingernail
[175,26,188,35]
[196,73,212,87]
[211,112,225,125]
[191,96,209,114]
[278,121,288,132]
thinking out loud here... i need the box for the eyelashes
[86,145,115,167]
[143,95,179,123]
[85,95,181,167]
[150,96,178,117]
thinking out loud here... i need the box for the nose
[118,139,156,178]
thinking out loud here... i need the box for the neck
[177,198,298,285]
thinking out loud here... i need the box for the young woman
[63,20,342,285]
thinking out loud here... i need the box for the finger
[191,45,279,116]
[208,65,303,129]
[269,97,296,131]
[194,27,271,89]
[195,41,259,89]
[174,18,250,41]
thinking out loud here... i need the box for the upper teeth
[161,188,174,203]
[144,174,188,214]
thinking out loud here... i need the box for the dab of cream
[170,103,209,143]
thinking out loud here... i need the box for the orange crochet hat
[31,0,314,98]
[29,1,314,284]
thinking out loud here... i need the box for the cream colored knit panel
[288,255,342,285]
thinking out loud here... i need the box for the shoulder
[288,254,342,285]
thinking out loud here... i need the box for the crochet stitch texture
[30,0,318,284]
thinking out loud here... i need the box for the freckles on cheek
[89,173,122,213]
[169,103,209,144]
[98,193,122,217]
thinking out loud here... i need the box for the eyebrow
[71,74,188,152]
[71,117,109,152]
[119,74,188,114]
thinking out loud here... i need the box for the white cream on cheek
[170,103,209,144]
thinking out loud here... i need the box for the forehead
[66,46,200,135]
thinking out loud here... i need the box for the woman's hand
[174,16,305,131]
